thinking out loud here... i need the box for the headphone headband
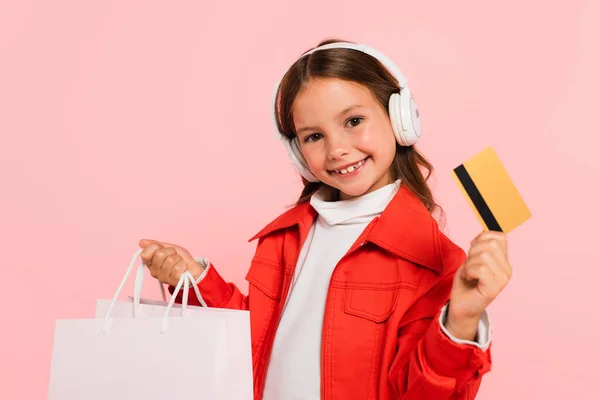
[298,42,408,88]
[271,42,408,139]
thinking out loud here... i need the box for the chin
[326,179,376,200]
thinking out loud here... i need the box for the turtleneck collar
[309,180,401,226]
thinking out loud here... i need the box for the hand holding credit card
[444,147,527,343]
[452,146,531,233]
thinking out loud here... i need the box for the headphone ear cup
[389,89,421,146]
[401,87,421,145]
[388,93,404,145]
[282,136,320,182]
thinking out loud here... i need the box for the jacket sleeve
[168,257,249,310]
[387,271,492,399]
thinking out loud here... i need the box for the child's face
[292,77,397,200]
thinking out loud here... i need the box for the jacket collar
[248,184,442,273]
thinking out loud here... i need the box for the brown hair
[273,38,443,220]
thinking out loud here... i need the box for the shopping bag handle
[158,271,207,333]
[101,248,207,334]
[132,250,167,315]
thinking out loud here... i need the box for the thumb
[139,239,164,248]
[456,262,470,282]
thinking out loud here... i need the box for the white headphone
[271,42,422,183]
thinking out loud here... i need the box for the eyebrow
[296,104,365,134]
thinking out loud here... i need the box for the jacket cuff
[423,305,492,384]
[439,303,492,351]
[193,257,211,283]
[191,262,233,307]
[167,259,232,307]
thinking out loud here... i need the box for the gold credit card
[452,147,531,233]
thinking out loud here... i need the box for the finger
[140,238,183,249]
[471,231,507,255]
[468,239,503,258]
[140,243,163,270]
[462,260,495,284]
[153,247,177,267]
[470,230,486,245]
[140,239,193,261]
[167,257,189,287]
[152,247,177,277]
[158,254,183,285]
[469,251,512,292]
[465,263,504,299]
[469,240,511,278]
[463,261,505,298]
[139,239,159,248]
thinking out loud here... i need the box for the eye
[303,133,323,143]
[346,117,363,128]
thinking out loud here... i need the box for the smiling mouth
[330,158,367,175]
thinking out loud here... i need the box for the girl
[139,38,511,399]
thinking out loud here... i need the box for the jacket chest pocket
[245,257,285,300]
[343,282,416,323]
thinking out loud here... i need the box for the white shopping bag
[95,297,253,398]
[48,249,254,400]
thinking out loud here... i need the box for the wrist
[185,263,205,286]
[444,307,480,342]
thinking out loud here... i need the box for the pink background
[1,0,599,398]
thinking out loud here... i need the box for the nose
[325,132,351,160]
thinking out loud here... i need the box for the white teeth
[335,159,364,174]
